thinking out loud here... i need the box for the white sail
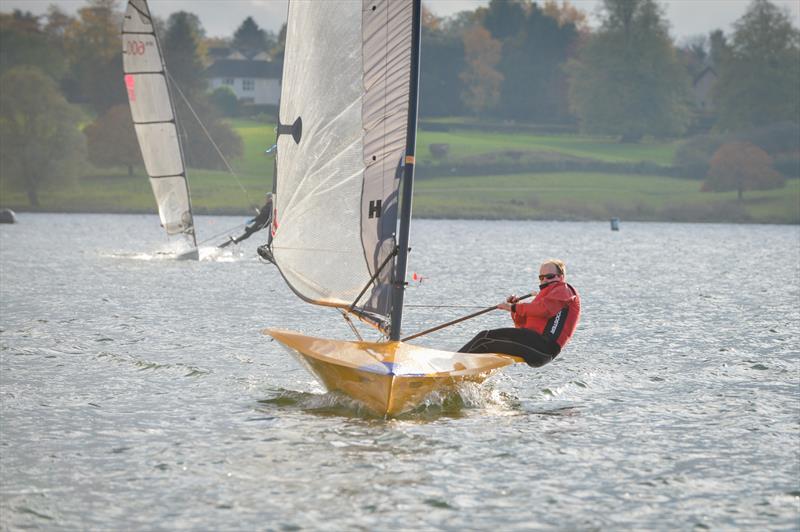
[122,0,197,248]
[270,0,415,329]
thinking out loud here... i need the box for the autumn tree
[704,142,784,199]
[715,0,800,131]
[84,104,142,175]
[543,0,589,33]
[459,26,503,115]
[0,67,87,206]
[480,0,580,123]
[566,0,691,141]
[62,0,125,112]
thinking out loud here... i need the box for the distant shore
[2,120,797,224]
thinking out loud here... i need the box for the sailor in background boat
[458,259,581,367]
[220,193,274,248]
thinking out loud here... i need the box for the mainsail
[264,0,521,416]
[269,0,419,337]
[122,0,197,255]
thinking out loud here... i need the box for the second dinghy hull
[265,328,522,416]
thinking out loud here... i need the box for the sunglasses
[538,273,558,281]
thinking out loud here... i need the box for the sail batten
[271,0,417,329]
[122,0,196,245]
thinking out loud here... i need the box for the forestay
[122,0,196,245]
[271,0,415,331]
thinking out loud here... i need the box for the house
[693,66,717,112]
[206,52,282,106]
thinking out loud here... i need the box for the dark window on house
[242,79,255,91]
[223,78,234,86]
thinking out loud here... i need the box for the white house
[206,55,282,106]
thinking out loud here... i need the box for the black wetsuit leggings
[458,328,560,367]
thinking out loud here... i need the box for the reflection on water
[1,213,798,530]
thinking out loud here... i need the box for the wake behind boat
[260,0,525,416]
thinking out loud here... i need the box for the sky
[2,0,799,43]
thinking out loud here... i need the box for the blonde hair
[542,258,566,276]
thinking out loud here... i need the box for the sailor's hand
[506,294,519,304]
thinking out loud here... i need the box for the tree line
[0,0,278,205]
[1,0,798,206]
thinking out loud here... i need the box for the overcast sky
[2,0,799,43]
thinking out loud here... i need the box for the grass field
[1,118,797,224]
[416,129,679,165]
[414,172,800,223]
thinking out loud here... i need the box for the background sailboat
[122,0,198,260]
[263,0,522,416]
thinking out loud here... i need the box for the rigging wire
[165,69,258,213]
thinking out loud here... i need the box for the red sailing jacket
[512,281,581,348]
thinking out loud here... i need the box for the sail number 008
[126,40,147,55]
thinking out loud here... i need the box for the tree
[233,16,274,58]
[496,3,580,123]
[679,34,710,80]
[715,0,800,131]
[708,29,729,68]
[271,22,287,63]
[173,96,243,170]
[165,11,205,40]
[419,9,468,117]
[459,26,503,115]
[565,0,691,141]
[0,10,68,80]
[209,86,239,117]
[62,0,125,111]
[482,0,527,41]
[704,142,784,199]
[83,104,141,175]
[542,0,589,32]
[163,11,207,99]
[0,67,86,206]
[158,13,242,169]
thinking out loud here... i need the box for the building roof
[205,58,282,79]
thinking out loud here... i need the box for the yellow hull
[265,328,523,416]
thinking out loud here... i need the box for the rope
[339,309,364,341]
[405,304,486,309]
[166,69,256,213]
[195,221,249,247]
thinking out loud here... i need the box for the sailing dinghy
[262,0,522,416]
[122,0,199,260]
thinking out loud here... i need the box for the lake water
[1,213,798,530]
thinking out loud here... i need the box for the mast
[390,0,422,341]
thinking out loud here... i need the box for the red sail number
[126,40,146,55]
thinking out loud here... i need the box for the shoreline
[2,207,797,225]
